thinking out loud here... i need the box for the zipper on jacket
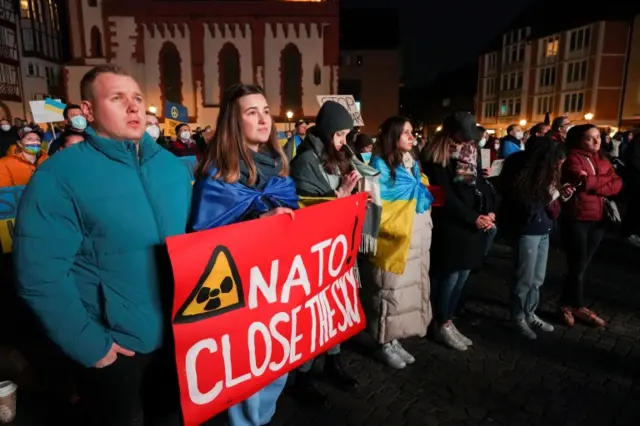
[130,145,163,241]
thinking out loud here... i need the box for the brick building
[476,20,631,135]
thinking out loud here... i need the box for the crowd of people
[0,63,638,426]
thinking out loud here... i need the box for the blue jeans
[510,234,550,321]
[227,374,288,426]
[435,270,471,323]
[298,344,341,373]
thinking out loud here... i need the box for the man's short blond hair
[80,64,132,101]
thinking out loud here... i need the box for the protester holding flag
[360,116,434,369]
[190,83,297,426]
[288,100,376,404]
[0,126,48,187]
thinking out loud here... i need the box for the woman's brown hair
[195,84,288,185]
[376,116,414,180]
[422,130,455,168]
[311,126,351,176]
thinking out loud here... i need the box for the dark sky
[342,0,535,87]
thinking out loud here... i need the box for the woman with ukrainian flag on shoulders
[360,116,434,370]
[189,83,298,426]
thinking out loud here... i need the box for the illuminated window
[20,0,30,19]
[545,37,559,57]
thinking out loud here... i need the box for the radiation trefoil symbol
[173,246,245,324]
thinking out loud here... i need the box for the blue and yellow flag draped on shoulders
[189,168,299,231]
[369,156,433,275]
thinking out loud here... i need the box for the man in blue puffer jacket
[13,64,192,426]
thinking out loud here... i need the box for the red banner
[166,193,368,426]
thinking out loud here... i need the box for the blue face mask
[360,152,372,164]
[70,115,87,131]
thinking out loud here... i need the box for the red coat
[562,148,622,221]
[169,139,201,160]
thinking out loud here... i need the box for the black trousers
[561,219,605,308]
[76,350,181,426]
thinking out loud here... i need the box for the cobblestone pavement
[10,235,640,425]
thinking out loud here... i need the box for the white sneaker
[377,343,406,369]
[435,323,468,351]
[527,314,554,333]
[391,340,415,364]
[628,235,640,248]
[450,323,473,346]
[515,319,537,340]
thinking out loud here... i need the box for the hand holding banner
[166,193,368,426]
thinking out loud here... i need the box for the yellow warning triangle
[174,245,245,324]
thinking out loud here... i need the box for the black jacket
[498,151,555,236]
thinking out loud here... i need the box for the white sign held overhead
[317,95,364,127]
[29,100,65,123]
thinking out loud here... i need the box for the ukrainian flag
[44,98,66,116]
[369,156,433,275]
[278,131,288,147]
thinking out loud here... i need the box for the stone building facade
[64,0,339,128]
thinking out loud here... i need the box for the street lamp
[285,111,293,131]
[519,119,527,127]
[436,125,442,132]
[148,105,157,114]
[584,112,594,122]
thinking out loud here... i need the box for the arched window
[280,43,302,114]
[218,43,241,102]
[159,41,183,110]
[90,26,103,57]
[313,64,321,86]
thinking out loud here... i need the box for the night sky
[342,0,536,87]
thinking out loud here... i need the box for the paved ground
[6,234,640,425]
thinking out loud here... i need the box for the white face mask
[564,125,573,133]
[494,143,500,151]
[1,124,10,132]
[146,125,160,139]
[179,131,191,141]
[515,131,524,140]
[478,138,487,148]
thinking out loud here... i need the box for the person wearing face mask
[169,123,201,159]
[0,126,48,187]
[354,132,374,164]
[48,105,88,155]
[0,118,17,157]
[498,124,524,159]
[144,110,165,147]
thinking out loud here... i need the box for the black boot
[289,371,326,407]
[324,353,359,391]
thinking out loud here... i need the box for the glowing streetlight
[519,119,527,127]
[286,111,293,120]
[148,105,157,114]
[584,112,594,121]
[436,125,442,132]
